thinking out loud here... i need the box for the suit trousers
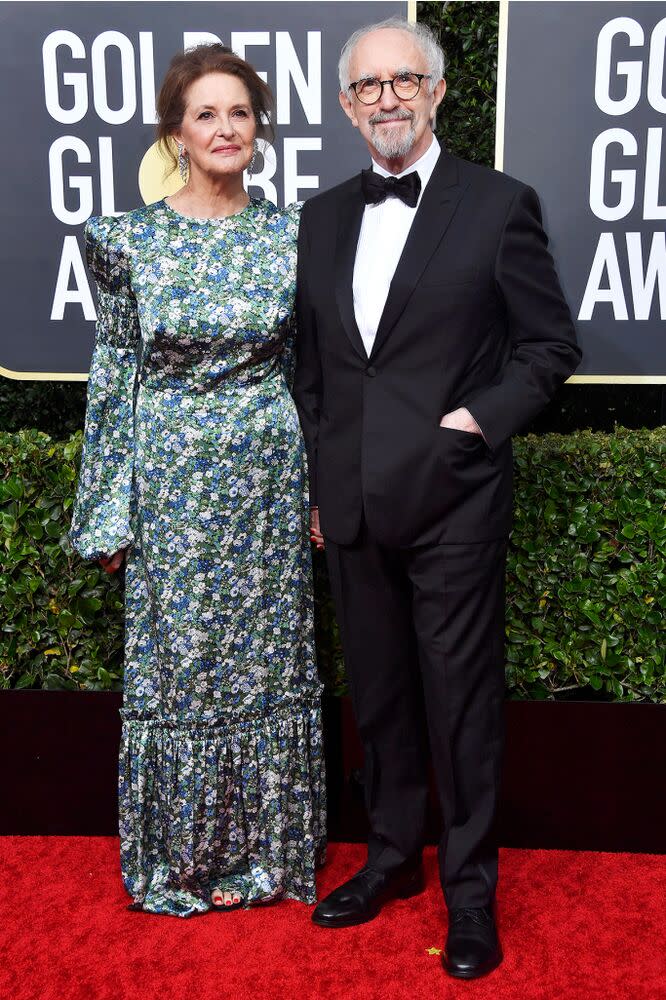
[325,518,507,910]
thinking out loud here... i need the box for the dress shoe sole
[441,950,503,980]
[311,869,425,929]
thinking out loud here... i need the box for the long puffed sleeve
[69,216,140,560]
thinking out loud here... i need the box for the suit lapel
[334,179,367,360]
[369,150,465,361]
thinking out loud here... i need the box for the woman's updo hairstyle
[156,43,275,173]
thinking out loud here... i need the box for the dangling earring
[177,143,189,182]
[247,139,259,180]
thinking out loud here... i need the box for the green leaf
[44,672,79,691]
[78,597,103,616]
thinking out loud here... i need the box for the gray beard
[369,116,416,160]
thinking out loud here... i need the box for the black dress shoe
[441,906,502,979]
[312,862,424,928]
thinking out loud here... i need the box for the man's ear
[430,78,447,123]
[339,89,359,128]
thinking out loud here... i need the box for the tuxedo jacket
[293,147,581,548]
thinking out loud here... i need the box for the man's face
[339,28,446,167]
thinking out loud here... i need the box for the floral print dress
[70,198,326,917]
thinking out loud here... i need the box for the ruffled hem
[118,696,326,918]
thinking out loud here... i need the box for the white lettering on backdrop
[580,16,666,321]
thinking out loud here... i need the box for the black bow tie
[361,168,421,208]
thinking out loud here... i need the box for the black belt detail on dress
[212,327,288,386]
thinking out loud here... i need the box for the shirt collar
[371,132,441,190]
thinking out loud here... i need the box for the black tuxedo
[294,148,580,547]
[293,146,580,908]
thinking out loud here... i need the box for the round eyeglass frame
[348,73,432,106]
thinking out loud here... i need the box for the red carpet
[1,839,664,1000]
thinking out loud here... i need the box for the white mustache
[369,109,414,125]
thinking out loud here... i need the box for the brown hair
[156,43,275,172]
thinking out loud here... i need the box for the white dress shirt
[353,132,441,357]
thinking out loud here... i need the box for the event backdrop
[0,0,409,379]
[497,0,666,382]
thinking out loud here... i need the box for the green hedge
[0,431,124,690]
[0,381,87,439]
[420,0,499,166]
[1,427,664,700]
[507,429,665,700]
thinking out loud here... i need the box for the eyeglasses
[349,72,431,105]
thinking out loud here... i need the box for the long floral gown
[70,198,326,917]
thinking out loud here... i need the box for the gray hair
[338,17,446,93]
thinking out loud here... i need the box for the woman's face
[174,71,257,180]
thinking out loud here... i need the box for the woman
[70,44,325,917]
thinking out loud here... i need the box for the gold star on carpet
[426,947,443,956]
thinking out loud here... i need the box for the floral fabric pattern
[70,198,326,917]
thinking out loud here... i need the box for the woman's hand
[98,549,126,573]
[310,507,324,551]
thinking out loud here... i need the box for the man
[293,17,581,980]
